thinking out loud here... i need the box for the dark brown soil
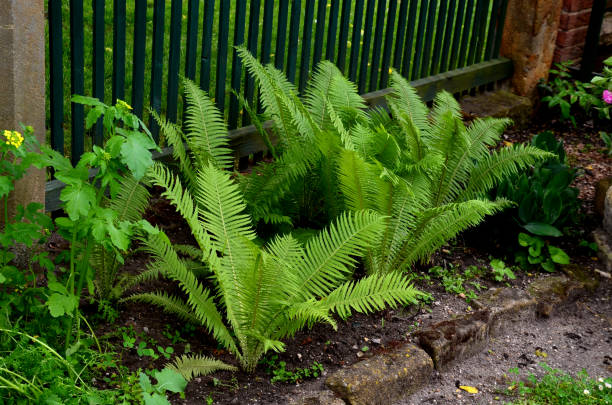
[86,110,611,405]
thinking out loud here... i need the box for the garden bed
[80,109,612,405]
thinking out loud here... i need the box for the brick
[563,0,593,12]
[556,26,589,46]
[554,44,584,62]
[559,9,592,30]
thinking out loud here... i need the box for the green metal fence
[47,0,510,165]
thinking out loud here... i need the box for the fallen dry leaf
[459,385,479,394]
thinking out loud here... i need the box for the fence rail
[47,0,510,165]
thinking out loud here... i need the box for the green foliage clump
[131,80,422,375]
[237,47,551,274]
[507,363,612,405]
[515,232,570,272]
[260,355,324,384]
[496,131,580,238]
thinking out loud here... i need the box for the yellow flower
[9,131,23,148]
[117,100,133,110]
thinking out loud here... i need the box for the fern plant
[90,173,151,301]
[128,162,420,375]
[238,49,553,273]
[129,84,422,375]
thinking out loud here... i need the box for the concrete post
[0,0,46,217]
[501,0,564,98]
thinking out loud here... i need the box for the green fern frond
[182,78,233,170]
[430,90,462,124]
[294,210,386,299]
[387,72,429,133]
[459,145,555,200]
[397,199,510,268]
[152,110,196,187]
[167,355,237,382]
[321,272,421,319]
[140,231,238,355]
[123,292,201,325]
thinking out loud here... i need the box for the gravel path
[395,279,612,405]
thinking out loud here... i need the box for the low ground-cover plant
[496,131,580,238]
[260,355,324,384]
[237,48,551,275]
[515,232,570,272]
[132,84,422,375]
[506,363,612,404]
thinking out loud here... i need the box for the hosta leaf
[523,222,562,237]
[548,245,570,264]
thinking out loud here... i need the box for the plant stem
[65,237,93,352]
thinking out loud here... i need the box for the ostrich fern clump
[238,48,553,273]
[127,81,422,376]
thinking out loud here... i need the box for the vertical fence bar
[149,0,165,141]
[228,0,247,128]
[200,0,215,92]
[185,0,199,80]
[358,0,376,93]
[449,0,466,70]
[411,0,430,79]
[419,0,437,78]
[286,0,302,83]
[348,0,365,82]
[166,0,183,123]
[368,0,387,92]
[439,0,457,73]
[313,0,328,67]
[325,0,340,61]
[244,0,261,124]
[336,0,352,72]
[467,0,485,66]
[275,0,290,70]
[493,0,508,58]
[392,0,409,69]
[401,0,418,77]
[475,0,491,63]
[299,0,316,92]
[484,0,501,60]
[216,0,230,112]
[431,0,448,75]
[132,0,147,118]
[70,0,85,164]
[49,0,64,154]
[92,0,105,146]
[261,0,274,65]
[379,0,398,88]
[458,0,475,68]
[112,0,126,105]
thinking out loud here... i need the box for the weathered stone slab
[527,275,587,317]
[594,177,612,218]
[472,287,536,336]
[325,343,433,405]
[288,390,346,405]
[593,229,612,273]
[460,90,533,128]
[604,186,612,236]
[413,310,490,370]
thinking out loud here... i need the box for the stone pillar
[500,0,564,98]
[0,0,46,217]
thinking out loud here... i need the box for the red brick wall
[554,0,594,62]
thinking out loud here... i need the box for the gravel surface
[395,279,612,405]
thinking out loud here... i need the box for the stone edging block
[322,271,597,404]
[325,343,432,405]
